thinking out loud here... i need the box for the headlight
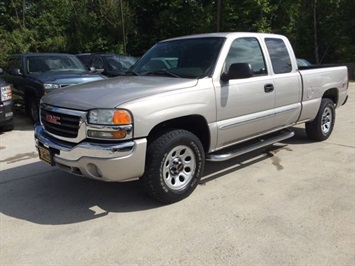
[1,85,12,101]
[43,83,60,90]
[87,109,132,140]
[88,109,132,125]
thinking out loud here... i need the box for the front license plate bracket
[38,145,55,166]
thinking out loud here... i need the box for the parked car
[35,32,349,204]
[0,53,106,122]
[0,74,14,131]
[76,53,138,77]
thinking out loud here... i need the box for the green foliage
[0,0,354,66]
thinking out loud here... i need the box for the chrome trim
[88,124,132,130]
[87,124,132,132]
[220,106,299,130]
[206,130,295,162]
[40,104,134,143]
[35,124,147,182]
[42,104,87,117]
[220,113,274,130]
[35,125,135,159]
[210,124,296,153]
[275,107,298,115]
[40,104,87,142]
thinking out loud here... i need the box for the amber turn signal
[113,110,131,125]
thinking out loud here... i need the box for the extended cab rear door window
[265,38,292,74]
[6,57,22,72]
[92,57,104,69]
[225,37,267,76]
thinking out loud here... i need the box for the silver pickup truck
[34,32,349,203]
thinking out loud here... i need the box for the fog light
[87,163,103,178]
[88,130,127,139]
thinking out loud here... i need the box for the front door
[214,37,275,148]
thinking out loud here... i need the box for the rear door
[264,37,302,128]
[215,37,275,148]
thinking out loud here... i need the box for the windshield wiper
[145,70,181,78]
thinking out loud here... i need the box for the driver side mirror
[221,63,253,81]
[9,68,22,76]
[92,66,104,73]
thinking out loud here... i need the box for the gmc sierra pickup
[34,32,349,203]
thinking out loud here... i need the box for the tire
[141,129,205,204]
[0,123,14,132]
[305,98,335,141]
[27,97,40,123]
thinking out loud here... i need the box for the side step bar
[206,130,295,162]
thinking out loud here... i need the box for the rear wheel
[141,129,205,204]
[306,98,335,141]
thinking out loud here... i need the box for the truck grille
[41,105,82,138]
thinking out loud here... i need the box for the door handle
[264,84,274,93]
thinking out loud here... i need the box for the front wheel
[27,97,40,123]
[305,98,335,141]
[141,129,205,204]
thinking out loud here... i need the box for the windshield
[27,56,86,73]
[130,37,225,78]
[104,55,138,71]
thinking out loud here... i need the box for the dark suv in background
[76,53,138,77]
[0,53,106,122]
[0,75,14,131]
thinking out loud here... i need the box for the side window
[6,58,22,72]
[92,57,104,69]
[265,38,292,74]
[225,37,267,76]
[78,56,92,68]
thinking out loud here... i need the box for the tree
[0,0,354,66]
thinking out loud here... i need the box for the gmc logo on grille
[46,115,61,125]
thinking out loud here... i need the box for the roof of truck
[161,32,285,42]
[10,53,76,58]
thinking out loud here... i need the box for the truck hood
[32,71,105,85]
[42,76,198,110]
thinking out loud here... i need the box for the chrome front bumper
[34,125,147,182]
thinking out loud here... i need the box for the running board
[206,130,295,162]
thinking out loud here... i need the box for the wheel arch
[24,86,41,106]
[147,115,210,153]
[322,88,338,105]
[23,85,42,122]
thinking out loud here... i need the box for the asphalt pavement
[0,83,354,265]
